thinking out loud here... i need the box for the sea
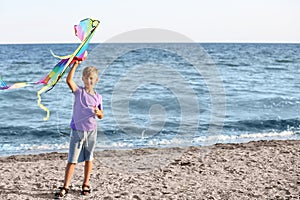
[0,43,300,156]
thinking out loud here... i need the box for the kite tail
[37,85,51,121]
[50,49,73,59]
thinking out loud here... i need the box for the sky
[1,0,300,44]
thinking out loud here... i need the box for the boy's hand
[73,60,82,66]
[94,105,104,119]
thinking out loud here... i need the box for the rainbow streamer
[0,18,100,120]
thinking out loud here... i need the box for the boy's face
[82,73,98,89]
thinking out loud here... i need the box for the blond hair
[82,66,98,77]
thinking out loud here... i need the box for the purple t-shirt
[70,86,102,131]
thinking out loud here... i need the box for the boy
[55,61,104,198]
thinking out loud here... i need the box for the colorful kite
[0,18,100,120]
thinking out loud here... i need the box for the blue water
[0,43,300,156]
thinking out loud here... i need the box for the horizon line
[0,41,300,45]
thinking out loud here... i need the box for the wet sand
[0,140,299,199]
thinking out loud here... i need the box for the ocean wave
[0,142,69,156]
[0,125,69,138]
[264,66,288,71]
[275,59,294,63]
[224,118,300,133]
[193,130,299,144]
[11,61,32,65]
[234,96,300,113]
[97,129,300,151]
[262,97,300,108]
[1,128,299,157]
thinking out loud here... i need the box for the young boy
[55,61,104,198]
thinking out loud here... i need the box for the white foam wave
[1,130,298,156]
[0,142,69,156]
[193,130,297,144]
[239,130,295,139]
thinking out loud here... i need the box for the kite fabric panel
[0,18,100,120]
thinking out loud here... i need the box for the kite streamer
[0,18,100,120]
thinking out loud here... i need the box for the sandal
[81,184,91,195]
[54,187,69,198]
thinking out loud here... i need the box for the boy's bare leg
[63,163,76,188]
[83,161,93,186]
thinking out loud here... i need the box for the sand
[0,140,299,200]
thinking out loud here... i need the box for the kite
[0,18,100,120]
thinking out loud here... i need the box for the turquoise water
[0,43,300,156]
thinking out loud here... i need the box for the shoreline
[0,139,299,199]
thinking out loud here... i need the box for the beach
[0,140,299,200]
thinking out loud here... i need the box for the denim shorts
[68,129,97,163]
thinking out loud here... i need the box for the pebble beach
[0,139,299,199]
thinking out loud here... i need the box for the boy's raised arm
[66,61,80,92]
